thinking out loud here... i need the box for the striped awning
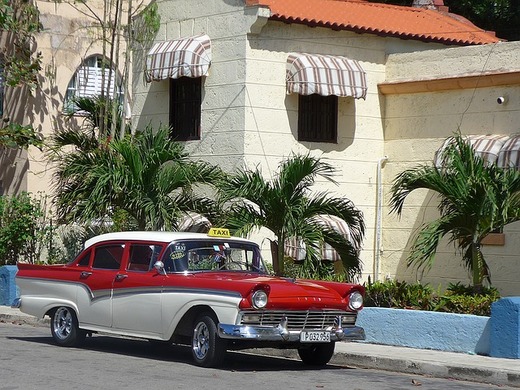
[178,212,212,233]
[497,135,520,168]
[286,53,367,99]
[434,135,510,167]
[145,34,211,83]
[284,215,353,262]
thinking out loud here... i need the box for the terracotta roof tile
[252,0,499,45]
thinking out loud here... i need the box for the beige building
[1,0,132,195]
[3,0,520,295]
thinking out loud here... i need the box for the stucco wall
[382,42,520,296]
[133,0,259,174]
[132,0,450,281]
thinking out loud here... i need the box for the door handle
[80,271,92,279]
[115,274,128,281]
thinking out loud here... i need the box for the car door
[75,242,126,328]
[110,242,165,337]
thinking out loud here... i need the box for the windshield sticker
[174,243,186,252]
[170,251,185,260]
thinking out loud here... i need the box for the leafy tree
[389,133,520,289]
[49,125,222,230]
[217,154,365,279]
[0,122,42,149]
[0,0,43,149]
[56,0,160,138]
[0,0,41,89]
[369,0,520,41]
[444,0,520,41]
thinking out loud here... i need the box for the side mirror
[154,261,166,275]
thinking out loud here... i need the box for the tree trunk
[277,231,285,276]
[269,240,279,275]
[471,241,483,290]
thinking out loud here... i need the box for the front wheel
[50,306,86,347]
[191,314,226,367]
[298,342,336,366]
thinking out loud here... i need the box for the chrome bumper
[218,323,365,342]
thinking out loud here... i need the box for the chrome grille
[239,310,357,330]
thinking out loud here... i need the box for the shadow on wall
[0,148,29,195]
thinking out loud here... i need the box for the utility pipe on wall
[374,156,388,282]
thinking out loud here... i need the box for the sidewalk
[1,305,519,388]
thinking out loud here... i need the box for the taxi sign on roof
[208,228,231,238]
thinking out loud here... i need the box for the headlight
[348,291,363,311]
[251,290,268,309]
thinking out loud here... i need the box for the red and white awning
[145,34,211,82]
[286,53,367,99]
[178,212,211,233]
[284,214,353,262]
[497,135,520,168]
[434,134,510,167]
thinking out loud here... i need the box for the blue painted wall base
[490,297,520,358]
[0,265,18,306]
[357,307,490,355]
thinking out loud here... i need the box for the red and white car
[15,229,365,367]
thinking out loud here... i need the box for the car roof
[84,231,256,250]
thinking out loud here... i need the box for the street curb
[333,351,520,388]
[246,348,520,388]
[0,313,49,327]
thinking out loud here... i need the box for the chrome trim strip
[161,287,242,299]
[16,276,242,301]
[11,298,21,309]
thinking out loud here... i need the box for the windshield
[160,240,267,273]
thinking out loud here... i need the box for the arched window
[64,55,123,113]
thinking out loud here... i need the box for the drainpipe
[374,156,388,282]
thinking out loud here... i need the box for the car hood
[180,271,356,310]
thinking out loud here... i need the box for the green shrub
[0,192,64,265]
[434,282,500,316]
[364,278,436,311]
[363,279,500,316]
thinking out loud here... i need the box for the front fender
[162,294,241,339]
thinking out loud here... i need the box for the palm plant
[64,96,126,139]
[390,133,520,289]
[50,125,222,230]
[217,154,365,279]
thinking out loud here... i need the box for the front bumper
[218,323,365,342]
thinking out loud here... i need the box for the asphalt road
[0,323,515,390]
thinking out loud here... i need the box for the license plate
[300,331,331,343]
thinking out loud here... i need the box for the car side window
[76,251,91,267]
[127,244,160,272]
[92,244,124,270]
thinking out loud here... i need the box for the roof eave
[269,15,492,46]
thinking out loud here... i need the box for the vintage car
[14,228,365,367]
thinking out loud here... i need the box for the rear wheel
[298,342,336,366]
[50,306,86,347]
[191,313,226,367]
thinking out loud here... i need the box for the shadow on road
[8,334,351,372]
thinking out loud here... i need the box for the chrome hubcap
[53,307,73,340]
[193,322,209,360]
